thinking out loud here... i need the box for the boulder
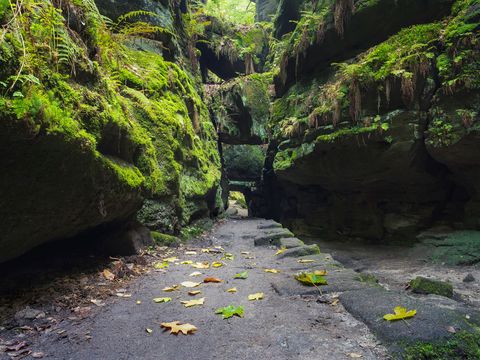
[410,276,454,298]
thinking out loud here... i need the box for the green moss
[229,191,247,209]
[409,276,454,298]
[1,0,221,235]
[151,231,180,247]
[356,273,381,287]
[404,330,480,360]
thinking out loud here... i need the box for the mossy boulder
[410,276,454,298]
[0,0,221,262]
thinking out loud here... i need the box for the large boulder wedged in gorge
[0,0,222,262]
[208,73,272,145]
[275,0,455,95]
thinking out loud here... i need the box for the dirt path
[15,217,387,360]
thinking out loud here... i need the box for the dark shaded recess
[274,0,304,38]
[0,219,149,300]
[198,41,246,81]
[275,0,455,96]
[215,91,265,145]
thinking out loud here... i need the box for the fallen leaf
[314,270,328,276]
[116,293,132,298]
[201,248,211,253]
[90,299,105,307]
[153,297,172,303]
[181,297,205,308]
[264,269,280,274]
[189,271,202,277]
[294,272,328,286]
[204,277,223,283]
[234,271,248,279]
[153,261,169,269]
[275,246,287,256]
[447,326,456,334]
[188,291,202,296]
[241,251,250,255]
[146,328,153,334]
[298,259,315,264]
[102,269,115,281]
[191,262,210,269]
[136,300,142,305]
[185,251,197,255]
[331,298,340,306]
[248,293,264,301]
[163,257,179,263]
[161,321,197,335]
[180,260,193,265]
[215,305,244,319]
[383,306,417,321]
[222,253,235,260]
[162,285,180,292]
[227,288,237,293]
[212,261,224,268]
[32,352,45,359]
[348,353,363,358]
[181,281,201,288]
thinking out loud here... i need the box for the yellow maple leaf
[180,297,205,308]
[163,257,179,263]
[298,259,315,264]
[153,297,172,303]
[188,291,202,296]
[227,287,237,293]
[162,285,180,292]
[161,321,197,335]
[212,261,223,268]
[181,281,201,288]
[275,246,287,256]
[264,269,280,273]
[383,306,417,321]
[191,262,210,269]
[181,260,193,265]
[248,293,264,301]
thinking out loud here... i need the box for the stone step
[277,244,321,258]
[274,237,304,249]
[253,229,294,246]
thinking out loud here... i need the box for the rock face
[0,0,222,262]
[256,0,280,22]
[252,0,480,240]
[209,73,272,145]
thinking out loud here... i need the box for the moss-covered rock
[0,0,221,262]
[410,276,454,298]
[209,72,272,144]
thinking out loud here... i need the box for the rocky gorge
[0,0,480,358]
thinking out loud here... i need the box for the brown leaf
[160,321,197,335]
[204,277,223,283]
